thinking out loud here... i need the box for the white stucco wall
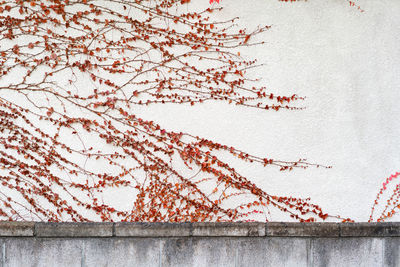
[132,0,400,221]
[1,0,399,221]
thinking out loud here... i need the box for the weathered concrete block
[266,222,339,237]
[311,238,383,267]
[35,222,113,237]
[192,222,265,236]
[0,222,34,237]
[385,222,400,236]
[340,222,400,237]
[266,222,302,236]
[115,222,191,237]
[3,238,82,267]
[237,237,309,267]
[384,237,400,267]
[82,238,161,267]
[160,238,238,267]
[303,223,340,237]
[340,222,386,237]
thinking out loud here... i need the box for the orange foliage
[0,0,352,222]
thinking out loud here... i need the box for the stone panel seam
[159,239,162,267]
[80,240,86,267]
[189,223,193,237]
[381,237,385,267]
[234,244,239,267]
[2,242,5,267]
[306,238,310,267]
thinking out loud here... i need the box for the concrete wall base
[0,222,398,267]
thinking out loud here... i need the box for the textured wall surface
[108,0,400,221]
[0,222,399,267]
[1,0,399,222]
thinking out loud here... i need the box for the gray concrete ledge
[0,222,399,238]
